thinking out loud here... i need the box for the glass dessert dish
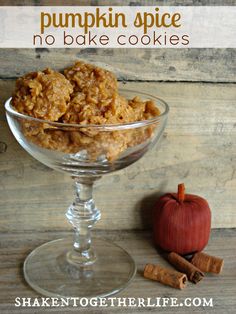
[5,89,169,298]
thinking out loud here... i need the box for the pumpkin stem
[178,183,185,202]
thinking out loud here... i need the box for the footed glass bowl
[5,89,169,298]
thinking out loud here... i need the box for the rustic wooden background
[1,229,236,314]
[0,1,236,232]
[1,48,235,232]
[0,2,236,313]
[1,0,235,6]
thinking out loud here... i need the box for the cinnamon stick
[167,252,204,284]
[191,252,224,274]
[143,263,187,289]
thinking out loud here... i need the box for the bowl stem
[66,178,101,266]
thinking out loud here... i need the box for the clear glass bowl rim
[5,89,169,131]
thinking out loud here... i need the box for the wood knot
[0,142,7,153]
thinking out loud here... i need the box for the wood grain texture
[0,80,236,231]
[0,48,235,82]
[0,229,235,313]
[1,0,235,5]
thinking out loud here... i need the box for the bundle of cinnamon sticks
[144,252,224,289]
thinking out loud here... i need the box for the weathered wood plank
[1,0,235,6]
[0,229,235,313]
[0,48,235,82]
[0,80,235,231]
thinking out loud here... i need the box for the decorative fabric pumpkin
[153,183,211,255]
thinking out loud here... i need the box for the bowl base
[24,237,136,298]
